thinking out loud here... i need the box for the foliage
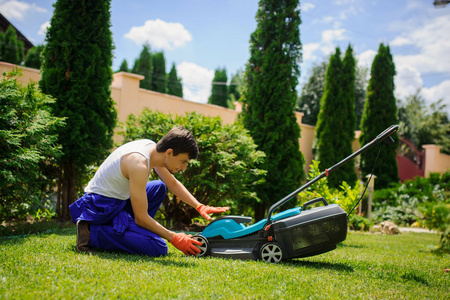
[398,90,450,154]
[24,45,45,69]
[208,67,228,108]
[419,202,450,251]
[348,213,373,231]
[132,44,152,89]
[297,58,368,128]
[151,51,167,93]
[167,63,183,97]
[241,0,305,220]
[121,110,266,227]
[297,160,361,216]
[118,59,129,72]
[372,172,449,228]
[0,69,64,221]
[1,227,447,299]
[359,43,399,189]
[315,46,357,188]
[227,70,244,107]
[0,25,24,65]
[39,0,117,220]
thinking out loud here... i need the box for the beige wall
[3,61,448,177]
[422,145,450,176]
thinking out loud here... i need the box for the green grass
[1,227,449,299]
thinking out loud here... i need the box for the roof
[0,12,34,52]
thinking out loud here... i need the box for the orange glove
[196,204,230,221]
[170,233,202,255]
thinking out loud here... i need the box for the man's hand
[196,204,230,221]
[170,233,202,255]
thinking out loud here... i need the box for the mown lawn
[1,226,449,299]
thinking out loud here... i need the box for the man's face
[165,150,190,174]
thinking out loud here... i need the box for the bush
[121,110,266,227]
[0,69,64,221]
[419,202,450,251]
[372,172,449,226]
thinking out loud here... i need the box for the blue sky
[1,0,449,112]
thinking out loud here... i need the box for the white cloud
[38,21,50,36]
[422,80,450,109]
[321,28,347,44]
[124,19,192,50]
[0,0,46,21]
[390,15,450,74]
[302,43,320,60]
[394,64,423,100]
[302,3,315,12]
[177,62,214,104]
[357,49,376,69]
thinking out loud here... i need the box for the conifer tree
[118,59,129,72]
[132,45,152,89]
[315,46,357,188]
[208,68,228,108]
[152,52,167,93]
[241,0,305,220]
[0,26,24,64]
[40,0,117,220]
[359,43,399,189]
[167,63,183,97]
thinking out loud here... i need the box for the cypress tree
[208,68,228,108]
[339,45,357,185]
[152,51,167,93]
[241,0,305,220]
[118,59,129,72]
[132,45,152,89]
[1,26,24,65]
[40,0,117,220]
[359,43,399,189]
[167,63,183,97]
[315,46,357,188]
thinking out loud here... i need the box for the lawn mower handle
[265,124,399,225]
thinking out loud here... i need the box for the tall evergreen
[315,46,357,188]
[132,45,152,89]
[40,0,117,220]
[118,59,129,72]
[151,52,167,93]
[208,68,228,108]
[167,63,183,97]
[241,0,305,220]
[359,43,399,189]
[340,45,357,185]
[0,26,24,65]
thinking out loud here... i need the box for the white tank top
[84,139,155,200]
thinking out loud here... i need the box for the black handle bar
[265,125,399,225]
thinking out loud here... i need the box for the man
[70,127,229,256]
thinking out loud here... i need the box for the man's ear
[166,149,174,157]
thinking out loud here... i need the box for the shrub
[121,110,266,227]
[372,172,449,226]
[0,69,64,221]
[419,202,450,251]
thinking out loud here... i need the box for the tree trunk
[254,204,266,222]
[58,160,76,221]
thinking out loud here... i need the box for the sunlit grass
[1,227,449,299]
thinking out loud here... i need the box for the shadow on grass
[71,245,201,268]
[285,259,355,273]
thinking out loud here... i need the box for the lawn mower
[193,125,399,263]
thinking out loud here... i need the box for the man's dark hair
[156,126,198,159]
